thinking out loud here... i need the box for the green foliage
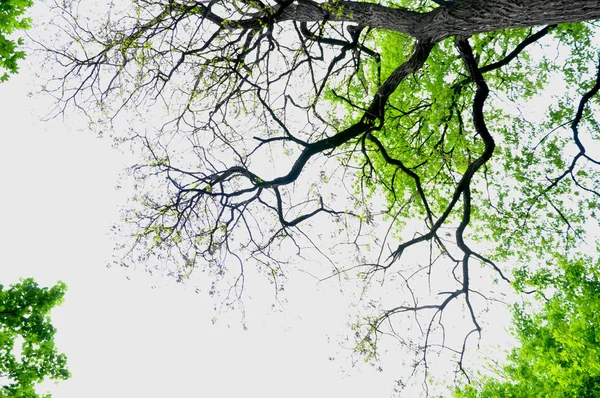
[331,22,598,247]
[325,12,600,391]
[0,0,33,81]
[0,278,70,398]
[453,254,600,397]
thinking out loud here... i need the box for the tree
[453,253,600,397]
[0,278,70,398]
[42,0,600,393]
[0,0,33,81]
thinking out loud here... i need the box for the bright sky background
[0,48,406,398]
[0,3,524,397]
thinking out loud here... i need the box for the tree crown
[41,0,600,393]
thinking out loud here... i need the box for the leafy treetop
[0,0,33,81]
[0,278,70,398]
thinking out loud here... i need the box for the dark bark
[423,0,600,42]
[237,0,600,42]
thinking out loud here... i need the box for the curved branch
[210,40,434,191]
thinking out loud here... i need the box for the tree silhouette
[41,0,600,392]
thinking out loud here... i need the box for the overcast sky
[0,52,412,397]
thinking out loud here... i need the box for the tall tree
[0,278,70,397]
[43,0,600,393]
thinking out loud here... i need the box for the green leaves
[0,279,70,398]
[322,10,600,391]
[0,0,33,81]
[454,254,600,397]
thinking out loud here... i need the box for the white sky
[0,58,407,397]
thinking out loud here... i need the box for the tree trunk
[423,0,600,42]
[274,0,600,42]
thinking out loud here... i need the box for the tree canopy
[41,0,600,394]
[0,0,33,81]
[0,278,70,398]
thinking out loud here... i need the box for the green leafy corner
[0,278,70,398]
[0,0,34,81]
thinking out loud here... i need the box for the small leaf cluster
[0,278,70,398]
[0,0,33,81]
